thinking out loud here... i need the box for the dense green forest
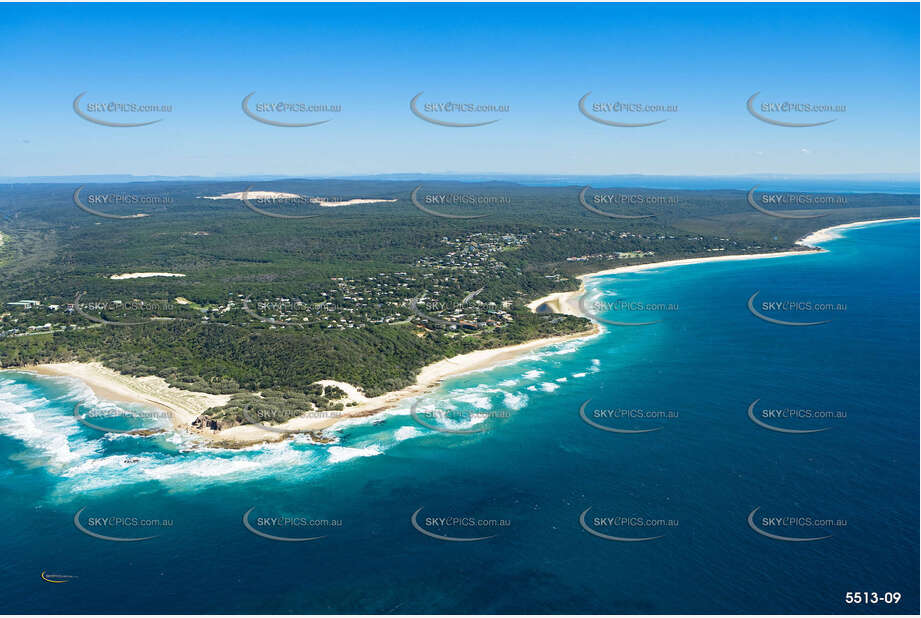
[0,179,916,427]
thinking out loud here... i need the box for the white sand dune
[313,198,397,207]
[201,191,300,200]
[110,272,186,280]
[200,192,396,207]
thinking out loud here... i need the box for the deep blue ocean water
[1,220,917,614]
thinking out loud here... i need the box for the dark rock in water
[191,415,222,431]
[129,428,167,437]
[308,431,336,444]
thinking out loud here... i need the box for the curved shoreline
[11,326,600,448]
[526,217,919,314]
[7,217,915,448]
[795,216,919,248]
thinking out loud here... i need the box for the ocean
[1,220,917,614]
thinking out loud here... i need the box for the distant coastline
[795,217,919,247]
[526,216,919,319]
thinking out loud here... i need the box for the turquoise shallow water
[1,220,917,614]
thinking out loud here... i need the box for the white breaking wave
[328,445,382,463]
[539,382,560,393]
[503,392,528,411]
[394,426,423,441]
[0,393,99,467]
[451,392,493,410]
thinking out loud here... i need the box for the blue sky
[1,2,918,177]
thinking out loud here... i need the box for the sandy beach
[525,217,919,319]
[25,362,231,426]
[526,249,821,318]
[796,217,919,248]
[11,217,913,447]
[15,327,598,447]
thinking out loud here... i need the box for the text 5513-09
[844,592,900,604]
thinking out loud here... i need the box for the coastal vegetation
[0,179,916,428]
